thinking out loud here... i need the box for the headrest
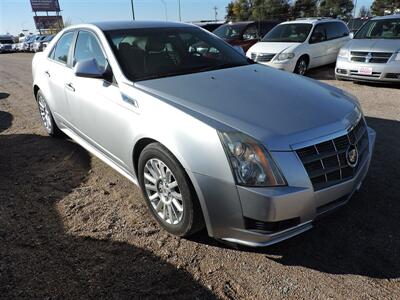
[146,38,165,52]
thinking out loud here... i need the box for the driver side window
[310,24,327,44]
[73,31,107,71]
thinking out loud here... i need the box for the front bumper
[336,57,400,83]
[193,127,376,247]
[256,59,297,73]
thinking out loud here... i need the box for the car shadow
[0,132,215,298]
[190,116,400,280]
[0,110,13,132]
[0,92,10,101]
[306,64,336,81]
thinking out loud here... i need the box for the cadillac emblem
[346,145,359,168]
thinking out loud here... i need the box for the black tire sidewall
[138,143,196,236]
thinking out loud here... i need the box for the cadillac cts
[32,21,376,247]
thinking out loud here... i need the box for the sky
[0,0,373,35]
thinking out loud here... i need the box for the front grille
[251,52,275,62]
[386,73,400,79]
[350,70,381,78]
[296,119,369,191]
[350,51,393,64]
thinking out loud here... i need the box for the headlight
[338,48,349,58]
[395,52,400,61]
[218,131,286,187]
[276,53,295,61]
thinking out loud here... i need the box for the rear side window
[51,32,74,64]
[326,22,349,40]
[73,31,107,70]
[310,24,327,44]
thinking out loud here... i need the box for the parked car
[41,34,55,51]
[29,35,45,52]
[336,14,400,83]
[247,18,350,75]
[192,21,224,32]
[0,35,15,53]
[347,17,371,34]
[32,35,48,52]
[213,21,279,52]
[32,21,375,247]
[21,35,36,52]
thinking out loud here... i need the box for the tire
[294,56,308,75]
[138,142,204,237]
[36,90,62,137]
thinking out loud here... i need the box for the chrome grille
[296,119,369,191]
[251,52,275,62]
[350,51,393,64]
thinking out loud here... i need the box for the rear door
[45,31,75,125]
[325,22,350,63]
[308,23,329,67]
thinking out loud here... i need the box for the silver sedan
[32,21,376,247]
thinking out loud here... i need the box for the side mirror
[349,32,354,39]
[74,58,110,79]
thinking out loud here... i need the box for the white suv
[246,18,350,75]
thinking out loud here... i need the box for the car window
[310,24,327,44]
[51,32,74,64]
[326,22,349,40]
[259,23,278,37]
[213,23,247,40]
[106,27,251,82]
[263,23,312,43]
[243,25,258,40]
[73,31,107,70]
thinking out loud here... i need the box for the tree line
[226,0,400,22]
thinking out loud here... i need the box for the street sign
[30,0,60,12]
[33,16,64,29]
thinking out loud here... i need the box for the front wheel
[138,143,204,237]
[294,57,308,75]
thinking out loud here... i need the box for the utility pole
[131,0,135,20]
[178,0,181,22]
[353,0,358,18]
[213,6,218,21]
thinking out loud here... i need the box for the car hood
[346,39,400,53]
[135,64,359,151]
[247,42,300,55]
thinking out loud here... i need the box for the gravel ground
[0,53,399,299]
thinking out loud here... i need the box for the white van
[246,18,350,75]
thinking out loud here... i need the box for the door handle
[44,70,51,77]
[65,83,75,92]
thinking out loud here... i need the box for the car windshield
[355,18,400,39]
[106,27,252,82]
[213,23,247,39]
[262,23,312,43]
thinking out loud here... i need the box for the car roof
[281,18,344,25]
[372,14,400,21]
[90,20,196,31]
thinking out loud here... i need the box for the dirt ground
[0,53,399,299]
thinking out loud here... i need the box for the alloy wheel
[143,158,184,225]
[38,95,52,133]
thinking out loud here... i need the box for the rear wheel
[294,56,308,75]
[36,90,62,137]
[138,143,204,236]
